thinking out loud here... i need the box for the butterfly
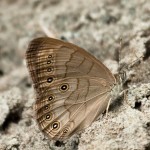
[25,37,124,140]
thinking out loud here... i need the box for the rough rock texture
[79,83,150,150]
[0,0,150,150]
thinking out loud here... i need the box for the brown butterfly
[26,37,124,140]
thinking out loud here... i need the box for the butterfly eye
[51,121,60,130]
[59,83,69,92]
[48,95,54,101]
[47,77,53,83]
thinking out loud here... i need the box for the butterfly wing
[26,37,116,140]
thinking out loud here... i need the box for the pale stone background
[0,0,150,149]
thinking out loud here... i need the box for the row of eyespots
[45,54,69,131]
[46,54,69,91]
[42,94,55,112]
[47,55,53,72]
[45,112,70,134]
[47,78,69,92]
[47,54,53,72]
[45,54,58,130]
[46,54,54,104]
[47,54,54,85]
[45,112,60,130]
[44,112,60,130]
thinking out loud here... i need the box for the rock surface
[0,0,150,150]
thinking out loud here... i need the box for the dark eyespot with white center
[59,83,69,92]
[51,121,60,130]
[44,105,49,110]
[47,67,53,72]
[48,54,52,58]
[46,114,51,120]
[47,60,51,64]
[48,95,54,101]
[47,77,53,83]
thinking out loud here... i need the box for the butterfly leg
[123,89,131,106]
[106,98,112,117]
[119,89,130,106]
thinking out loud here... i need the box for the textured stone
[0,0,150,149]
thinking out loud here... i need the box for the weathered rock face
[0,0,150,150]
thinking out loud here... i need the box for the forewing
[26,37,116,95]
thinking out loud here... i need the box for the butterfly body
[111,82,123,103]
[26,37,118,140]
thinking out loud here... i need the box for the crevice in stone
[145,143,150,150]
[55,140,65,147]
[0,69,4,77]
[134,101,141,110]
[1,105,23,131]
[143,39,150,60]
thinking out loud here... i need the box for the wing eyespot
[63,128,69,134]
[47,67,53,72]
[48,95,55,101]
[47,77,53,83]
[47,54,53,64]
[45,113,52,120]
[59,83,69,92]
[44,104,51,111]
[48,54,53,58]
[51,121,60,130]
[47,60,52,64]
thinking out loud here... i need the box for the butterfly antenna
[128,48,144,68]
[39,20,56,38]
[118,37,122,70]
[119,37,144,69]
[118,37,129,72]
